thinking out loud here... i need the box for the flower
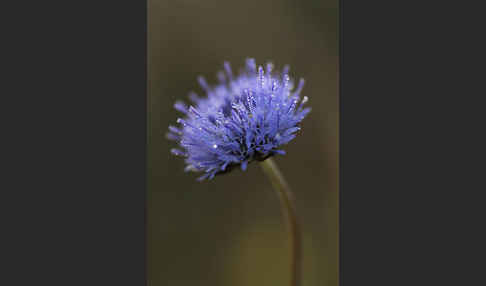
[167,58,310,180]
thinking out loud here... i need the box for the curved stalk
[260,157,301,286]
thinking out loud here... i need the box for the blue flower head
[167,58,311,180]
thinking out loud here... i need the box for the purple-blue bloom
[167,58,311,180]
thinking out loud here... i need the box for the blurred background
[148,0,338,285]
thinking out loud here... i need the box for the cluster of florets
[167,58,310,180]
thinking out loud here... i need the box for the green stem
[260,157,301,286]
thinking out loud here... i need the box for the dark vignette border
[3,0,146,285]
[340,1,482,285]
[340,0,422,284]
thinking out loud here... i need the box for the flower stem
[260,157,301,286]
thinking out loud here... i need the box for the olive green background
[148,0,338,285]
